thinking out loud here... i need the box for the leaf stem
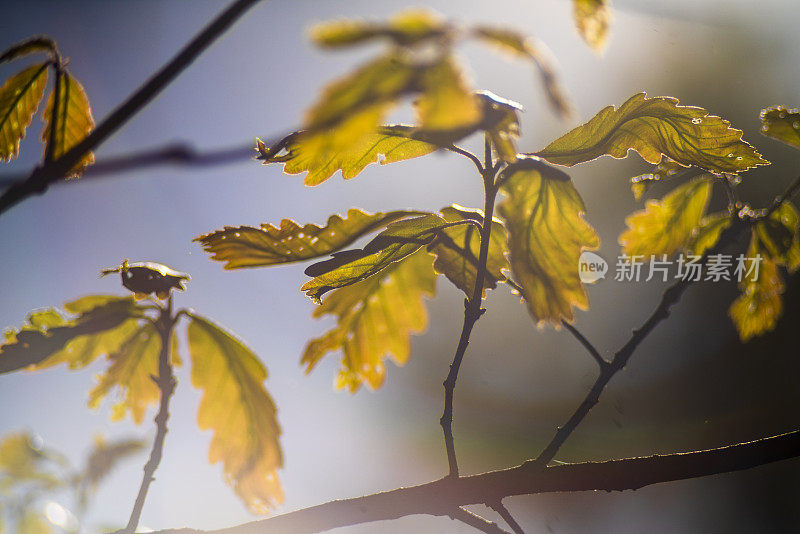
[123,296,178,534]
[767,173,800,216]
[440,136,499,478]
[560,320,609,370]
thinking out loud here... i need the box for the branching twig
[149,429,800,534]
[489,501,526,534]
[767,173,800,216]
[0,0,262,216]
[440,137,499,478]
[451,507,511,534]
[560,320,609,369]
[123,298,178,534]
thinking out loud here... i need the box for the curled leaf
[301,214,447,302]
[414,56,481,133]
[619,177,712,257]
[302,248,436,391]
[186,313,283,513]
[573,0,611,52]
[755,201,800,271]
[0,63,49,161]
[0,296,145,374]
[0,36,56,65]
[310,9,447,48]
[100,260,189,300]
[498,156,599,325]
[473,26,573,119]
[195,209,423,269]
[256,125,437,185]
[760,106,800,150]
[537,92,769,173]
[41,71,95,176]
[688,212,732,256]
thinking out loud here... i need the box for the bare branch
[440,140,500,478]
[451,507,511,534]
[560,320,609,369]
[149,429,800,534]
[489,501,526,534]
[0,0,263,216]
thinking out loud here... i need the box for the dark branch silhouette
[0,0,263,216]
[148,429,800,534]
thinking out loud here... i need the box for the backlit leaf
[186,313,283,514]
[88,323,161,424]
[18,510,52,534]
[302,248,436,391]
[755,201,800,271]
[0,433,48,481]
[498,156,599,325]
[0,63,49,161]
[310,9,447,48]
[195,209,422,269]
[537,92,768,173]
[473,26,573,118]
[414,56,481,132]
[687,212,732,256]
[429,205,509,297]
[620,178,712,257]
[729,235,784,341]
[257,125,437,185]
[760,106,800,150]
[0,37,56,65]
[0,296,145,375]
[301,213,447,302]
[76,435,145,510]
[41,71,94,176]
[572,0,611,52]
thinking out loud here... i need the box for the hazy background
[1,0,799,532]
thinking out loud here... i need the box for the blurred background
[1,0,799,532]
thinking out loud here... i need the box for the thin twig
[440,137,499,478]
[148,428,800,534]
[0,142,257,187]
[123,298,178,534]
[451,507,511,534]
[489,501,526,534]
[767,173,800,216]
[560,320,609,369]
[0,0,262,216]
[533,220,745,468]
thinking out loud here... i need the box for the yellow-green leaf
[0,37,56,65]
[688,212,732,256]
[619,177,712,257]
[498,156,599,325]
[573,0,611,52]
[41,71,94,177]
[186,313,283,514]
[472,26,573,119]
[195,209,422,269]
[257,125,437,185]
[301,213,447,302]
[0,433,45,480]
[302,248,436,391]
[310,9,447,48]
[77,435,145,508]
[755,201,800,271]
[729,235,784,341]
[537,92,769,173]
[414,56,481,132]
[88,323,161,424]
[429,205,509,297]
[18,510,52,534]
[760,106,800,150]
[0,296,145,374]
[0,63,49,161]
